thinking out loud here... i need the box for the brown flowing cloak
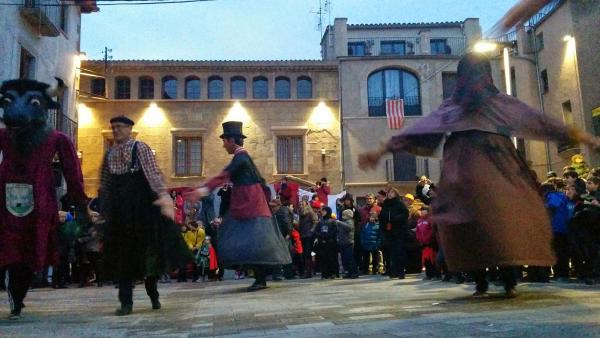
[384,93,571,271]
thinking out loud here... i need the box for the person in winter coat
[298,200,319,278]
[315,207,338,279]
[338,209,358,279]
[541,182,570,281]
[379,187,409,279]
[360,211,382,275]
[315,177,331,206]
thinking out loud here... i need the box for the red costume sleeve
[204,171,231,191]
[56,133,87,205]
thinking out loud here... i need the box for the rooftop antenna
[313,0,332,38]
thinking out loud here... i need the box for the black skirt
[103,170,191,280]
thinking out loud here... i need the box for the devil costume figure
[0,79,87,320]
[99,115,191,316]
[186,122,291,291]
[359,53,600,297]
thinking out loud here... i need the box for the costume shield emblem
[6,183,34,217]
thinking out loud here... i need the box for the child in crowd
[360,211,382,275]
[541,182,570,282]
[76,200,105,288]
[316,207,338,279]
[338,209,358,279]
[286,218,304,279]
[196,237,211,282]
[416,206,440,280]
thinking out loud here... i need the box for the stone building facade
[0,0,97,138]
[78,60,341,196]
[321,18,482,196]
[486,0,600,178]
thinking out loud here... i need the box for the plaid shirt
[100,138,166,196]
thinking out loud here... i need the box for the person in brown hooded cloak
[359,53,600,297]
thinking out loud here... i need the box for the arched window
[208,76,223,99]
[139,76,154,99]
[230,76,246,99]
[114,76,130,99]
[253,76,268,99]
[275,76,290,99]
[185,76,201,99]
[91,78,105,97]
[162,76,177,99]
[367,68,421,116]
[297,76,312,99]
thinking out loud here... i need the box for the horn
[46,77,66,97]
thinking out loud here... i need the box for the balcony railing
[368,96,421,117]
[20,0,62,37]
[347,36,466,57]
[526,0,563,28]
[385,157,431,182]
[49,109,78,144]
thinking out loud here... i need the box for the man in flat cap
[99,115,190,315]
[185,121,291,291]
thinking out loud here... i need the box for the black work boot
[151,298,161,310]
[115,303,133,316]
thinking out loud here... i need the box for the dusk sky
[81,0,520,61]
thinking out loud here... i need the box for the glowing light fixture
[473,41,498,53]
[310,101,334,130]
[224,101,250,123]
[563,35,574,42]
[77,103,94,127]
[141,102,167,126]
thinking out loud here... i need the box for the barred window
[275,76,291,99]
[276,136,303,174]
[185,76,201,99]
[91,78,105,97]
[231,76,247,99]
[174,137,202,176]
[162,76,177,99]
[139,76,154,99]
[208,76,224,99]
[114,76,130,99]
[297,76,312,99]
[253,76,268,99]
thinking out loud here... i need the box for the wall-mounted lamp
[321,148,326,161]
[151,149,156,156]
[76,151,83,161]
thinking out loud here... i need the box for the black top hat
[219,121,246,139]
[110,115,135,126]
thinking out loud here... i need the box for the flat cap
[110,115,135,126]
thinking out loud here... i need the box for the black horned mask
[0,78,64,128]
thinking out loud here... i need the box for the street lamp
[473,40,517,145]
[473,40,515,97]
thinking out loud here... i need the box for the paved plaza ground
[2,274,600,337]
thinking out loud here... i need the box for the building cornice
[83,60,338,73]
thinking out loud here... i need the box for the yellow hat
[404,193,415,201]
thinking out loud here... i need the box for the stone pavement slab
[1,275,600,337]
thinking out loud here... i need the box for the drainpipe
[338,63,346,192]
[532,30,552,172]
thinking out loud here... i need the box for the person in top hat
[185,121,291,291]
[99,115,191,315]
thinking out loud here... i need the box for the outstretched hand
[154,194,175,221]
[183,187,209,203]
[358,143,389,171]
